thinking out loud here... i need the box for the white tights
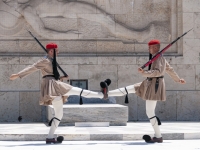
[146,100,162,138]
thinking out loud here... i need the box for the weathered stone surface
[0,65,40,91]
[47,104,128,126]
[19,92,42,122]
[58,41,97,53]
[58,57,98,65]
[118,65,143,87]
[165,64,196,90]
[97,41,134,53]
[196,65,200,90]
[0,41,19,52]
[183,13,194,39]
[177,91,200,121]
[0,57,20,65]
[59,65,79,80]
[0,92,19,122]
[194,13,200,39]
[78,65,117,90]
[98,57,136,65]
[182,0,200,13]
[183,39,200,65]
[78,18,108,39]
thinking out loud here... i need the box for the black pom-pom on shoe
[57,136,64,143]
[104,79,111,86]
[143,135,152,142]
[100,81,106,88]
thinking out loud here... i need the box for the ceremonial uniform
[17,56,72,105]
[134,55,180,101]
[12,42,106,144]
[107,39,184,143]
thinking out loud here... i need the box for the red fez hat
[148,39,160,46]
[46,43,58,49]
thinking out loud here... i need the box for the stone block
[97,41,134,53]
[98,57,136,65]
[196,65,200,90]
[118,65,143,87]
[19,92,43,122]
[90,134,123,140]
[183,13,194,39]
[183,39,200,65]
[75,122,109,127]
[0,57,20,65]
[0,65,40,91]
[59,65,78,80]
[58,57,97,65]
[0,92,19,122]
[194,13,200,39]
[58,41,97,53]
[182,0,200,13]
[177,91,200,121]
[0,41,20,52]
[165,64,196,90]
[78,65,117,90]
[47,104,128,126]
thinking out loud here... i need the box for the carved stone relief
[0,0,177,54]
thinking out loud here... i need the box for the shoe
[46,136,64,144]
[100,79,111,100]
[143,135,163,143]
[152,137,163,143]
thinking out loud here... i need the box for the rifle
[141,28,193,69]
[27,30,68,78]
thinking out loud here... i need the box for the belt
[147,76,164,93]
[42,75,55,78]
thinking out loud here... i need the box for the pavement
[0,122,200,141]
[1,140,200,150]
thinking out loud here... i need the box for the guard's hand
[60,76,70,82]
[10,74,19,80]
[138,68,144,74]
[179,78,186,84]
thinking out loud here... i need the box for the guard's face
[149,44,159,55]
[48,49,59,57]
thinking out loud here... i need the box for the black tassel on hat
[79,89,83,105]
[52,49,60,80]
[148,53,152,70]
[124,87,129,104]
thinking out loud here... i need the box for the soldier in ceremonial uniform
[10,43,109,144]
[105,39,186,143]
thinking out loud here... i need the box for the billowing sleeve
[17,58,48,78]
[141,56,165,78]
[165,61,180,82]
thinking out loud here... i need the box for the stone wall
[0,0,199,122]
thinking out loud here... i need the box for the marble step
[0,122,200,141]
